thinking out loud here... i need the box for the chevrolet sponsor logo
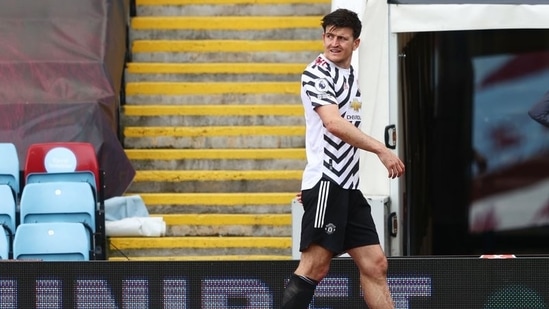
[351,99,361,111]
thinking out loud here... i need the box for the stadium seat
[0,142,20,197]
[23,142,106,260]
[20,182,96,233]
[0,182,17,259]
[13,222,90,261]
[0,185,16,236]
[24,142,100,196]
[0,226,9,260]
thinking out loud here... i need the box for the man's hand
[378,150,405,179]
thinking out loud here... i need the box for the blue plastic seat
[0,185,17,259]
[0,186,16,256]
[0,226,9,259]
[13,222,90,261]
[0,185,16,235]
[20,182,96,233]
[0,143,20,197]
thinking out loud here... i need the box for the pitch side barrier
[1,257,548,308]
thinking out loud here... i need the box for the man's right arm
[315,104,405,178]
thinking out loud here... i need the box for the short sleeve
[302,67,337,108]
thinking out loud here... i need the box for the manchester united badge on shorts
[324,223,336,235]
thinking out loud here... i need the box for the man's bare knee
[295,245,333,280]
[361,255,388,279]
[349,245,389,278]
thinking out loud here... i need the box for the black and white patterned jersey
[300,53,362,190]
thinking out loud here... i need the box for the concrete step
[129,192,296,214]
[125,80,301,105]
[125,148,306,170]
[125,62,307,82]
[159,213,291,226]
[135,0,330,17]
[133,170,302,182]
[122,104,304,126]
[124,125,305,137]
[123,125,305,148]
[126,81,300,95]
[123,104,303,115]
[157,213,291,236]
[108,236,292,258]
[123,114,304,126]
[126,93,301,104]
[130,16,323,40]
[130,39,322,63]
[127,169,302,193]
[117,0,329,260]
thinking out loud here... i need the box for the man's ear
[353,38,361,51]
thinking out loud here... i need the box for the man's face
[322,26,360,69]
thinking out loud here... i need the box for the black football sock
[281,274,319,309]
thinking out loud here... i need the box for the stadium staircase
[108,0,331,260]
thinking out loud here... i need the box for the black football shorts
[299,178,380,255]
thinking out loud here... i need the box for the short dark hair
[321,8,362,39]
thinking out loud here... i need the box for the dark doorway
[400,29,549,255]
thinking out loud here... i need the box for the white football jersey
[301,54,362,190]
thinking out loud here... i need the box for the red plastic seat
[24,142,100,192]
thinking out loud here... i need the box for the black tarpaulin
[0,0,134,198]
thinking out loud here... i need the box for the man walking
[281,8,405,309]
